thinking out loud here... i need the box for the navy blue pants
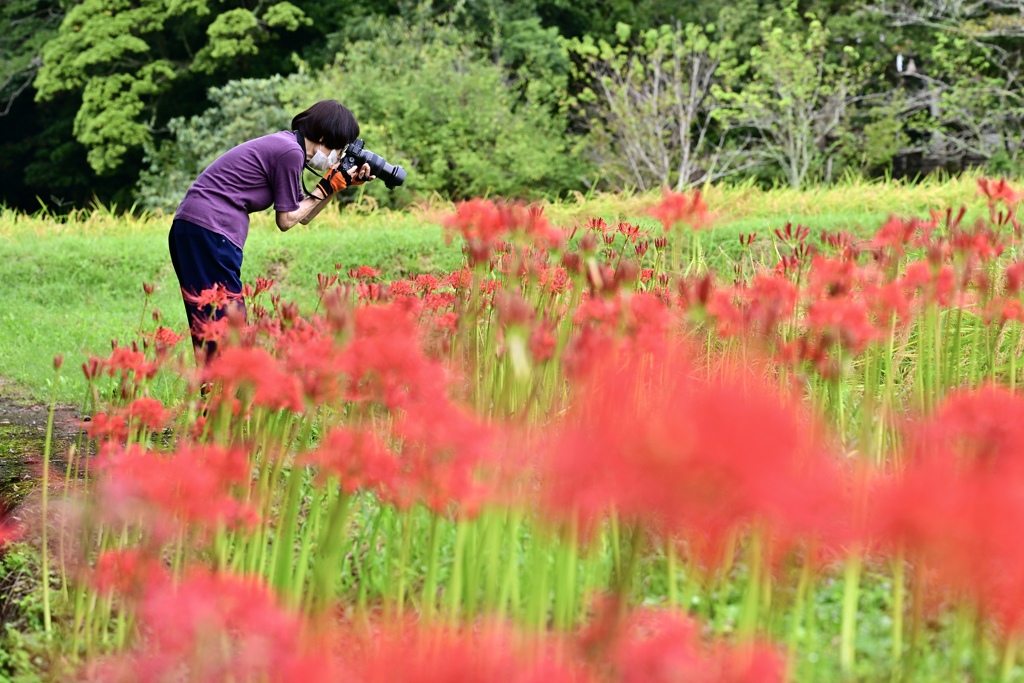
[168,219,245,361]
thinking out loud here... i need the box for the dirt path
[0,378,84,510]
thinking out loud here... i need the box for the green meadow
[0,175,991,402]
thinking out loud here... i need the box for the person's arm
[298,192,333,225]
[276,195,327,232]
[279,163,375,229]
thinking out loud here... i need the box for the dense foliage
[1,0,1023,210]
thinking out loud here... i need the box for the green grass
[0,174,1005,402]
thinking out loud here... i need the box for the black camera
[341,139,406,189]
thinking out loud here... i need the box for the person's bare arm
[298,191,335,225]
[276,163,375,230]
[276,195,325,232]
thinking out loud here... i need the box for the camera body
[341,139,406,189]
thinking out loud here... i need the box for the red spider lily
[986,297,1024,325]
[806,296,879,355]
[594,607,785,683]
[1005,261,1024,294]
[90,547,169,597]
[444,199,563,264]
[647,188,710,231]
[871,386,1024,634]
[423,292,457,312]
[203,345,305,413]
[539,339,848,561]
[806,256,859,299]
[949,221,1006,262]
[317,272,339,296]
[351,620,592,683]
[86,569,343,683]
[191,316,233,347]
[387,398,495,515]
[902,261,956,307]
[444,268,474,290]
[95,443,257,537]
[83,412,129,443]
[978,178,1023,207]
[279,328,349,404]
[123,397,171,433]
[529,325,557,362]
[102,345,159,381]
[254,276,276,297]
[869,216,920,257]
[862,280,912,327]
[539,266,570,295]
[183,283,241,312]
[150,326,185,349]
[82,356,102,381]
[341,303,449,409]
[0,514,22,548]
[301,426,398,495]
[706,276,798,339]
[774,222,809,245]
[616,222,645,244]
[349,265,381,280]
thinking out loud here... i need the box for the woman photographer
[168,99,374,362]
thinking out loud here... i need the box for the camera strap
[293,130,326,197]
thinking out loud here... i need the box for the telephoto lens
[343,139,407,189]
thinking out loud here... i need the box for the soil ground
[0,378,84,512]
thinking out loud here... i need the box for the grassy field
[0,174,994,402]
[2,172,1023,682]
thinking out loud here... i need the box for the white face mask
[308,146,339,171]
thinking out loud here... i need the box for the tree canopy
[1,0,1022,210]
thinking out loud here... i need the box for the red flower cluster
[647,188,711,231]
[87,569,342,683]
[96,442,257,538]
[539,336,847,562]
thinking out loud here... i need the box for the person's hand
[346,163,376,186]
[314,167,348,199]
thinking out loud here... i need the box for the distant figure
[168,100,375,363]
[897,54,918,76]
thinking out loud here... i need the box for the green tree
[0,0,63,117]
[313,18,588,204]
[137,75,297,210]
[568,22,744,191]
[715,4,856,188]
[33,0,312,174]
[137,17,590,209]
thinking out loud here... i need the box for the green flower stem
[786,554,812,667]
[497,510,523,621]
[527,529,552,631]
[840,549,863,676]
[292,485,326,609]
[395,511,414,618]
[307,488,351,612]
[891,554,905,671]
[738,528,763,641]
[552,520,578,630]
[666,541,679,608]
[40,364,61,635]
[1001,635,1018,682]
[421,514,444,621]
[270,462,306,592]
[356,502,386,615]
[446,517,470,623]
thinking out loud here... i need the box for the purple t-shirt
[175,131,306,249]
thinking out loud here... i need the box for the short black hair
[292,100,360,151]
